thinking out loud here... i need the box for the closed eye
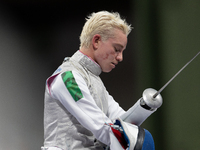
[114,47,122,53]
[113,43,124,53]
[115,48,120,52]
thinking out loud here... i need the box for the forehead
[108,29,127,49]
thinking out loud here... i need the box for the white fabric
[51,71,116,145]
[42,51,156,149]
[43,51,126,149]
[119,120,138,150]
[41,147,62,150]
[109,129,124,150]
[120,99,156,126]
[109,118,139,150]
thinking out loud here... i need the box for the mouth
[112,62,118,66]
[111,62,117,68]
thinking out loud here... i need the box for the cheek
[101,52,115,60]
[96,44,115,61]
[101,53,109,60]
[98,52,109,60]
[107,51,116,59]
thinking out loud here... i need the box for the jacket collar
[71,50,102,76]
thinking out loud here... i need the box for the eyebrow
[114,43,125,50]
[113,43,126,50]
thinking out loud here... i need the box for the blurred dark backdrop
[0,1,200,150]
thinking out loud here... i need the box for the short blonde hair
[79,11,132,49]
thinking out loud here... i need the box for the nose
[116,52,123,62]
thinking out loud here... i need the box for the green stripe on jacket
[61,71,83,102]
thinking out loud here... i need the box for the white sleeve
[49,70,113,146]
[120,99,156,126]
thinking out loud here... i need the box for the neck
[80,46,95,60]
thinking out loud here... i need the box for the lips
[111,62,118,68]
[112,62,118,66]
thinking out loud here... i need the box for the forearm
[120,88,163,126]
[120,99,156,126]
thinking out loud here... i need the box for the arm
[49,70,114,146]
[120,88,163,126]
[120,99,156,126]
[48,70,156,149]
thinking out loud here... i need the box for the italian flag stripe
[61,71,83,102]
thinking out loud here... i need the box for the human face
[93,29,127,72]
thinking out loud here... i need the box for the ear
[92,34,101,50]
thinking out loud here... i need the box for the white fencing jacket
[43,50,126,150]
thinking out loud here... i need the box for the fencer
[41,11,162,150]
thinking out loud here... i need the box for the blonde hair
[79,11,132,49]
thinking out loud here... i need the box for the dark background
[0,1,200,150]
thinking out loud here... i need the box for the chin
[102,69,112,73]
